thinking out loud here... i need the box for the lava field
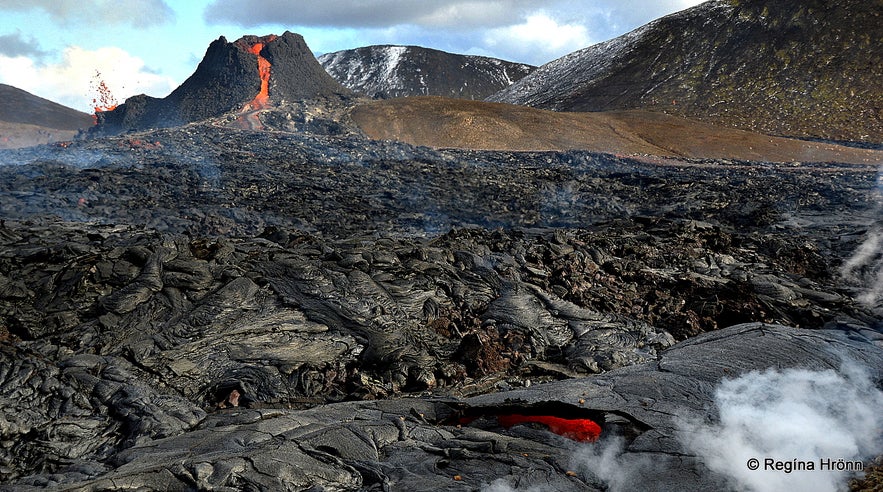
[0,116,881,490]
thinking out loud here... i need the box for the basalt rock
[0,212,881,488]
[262,32,353,102]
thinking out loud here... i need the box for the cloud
[204,0,536,28]
[0,31,47,58]
[0,46,177,111]
[481,13,592,65]
[0,0,174,28]
[203,0,705,32]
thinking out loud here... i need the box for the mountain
[96,31,351,134]
[490,0,883,143]
[319,45,534,100]
[0,84,93,148]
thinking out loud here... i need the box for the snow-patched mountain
[319,45,534,100]
[490,0,883,142]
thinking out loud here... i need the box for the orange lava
[241,35,277,112]
[496,414,602,442]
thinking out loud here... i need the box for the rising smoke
[569,435,656,492]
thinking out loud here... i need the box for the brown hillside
[0,84,93,148]
[351,96,883,165]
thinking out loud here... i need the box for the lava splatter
[90,71,118,124]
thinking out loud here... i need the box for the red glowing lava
[497,414,602,442]
[459,413,602,443]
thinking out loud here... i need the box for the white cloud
[482,13,593,65]
[0,46,177,112]
[412,2,523,29]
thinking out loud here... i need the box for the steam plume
[680,363,883,492]
[562,363,883,492]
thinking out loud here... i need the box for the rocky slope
[0,84,93,149]
[319,45,534,100]
[490,0,883,143]
[95,31,351,135]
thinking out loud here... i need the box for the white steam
[680,363,883,492]
[481,436,655,492]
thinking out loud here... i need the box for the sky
[0,0,704,113]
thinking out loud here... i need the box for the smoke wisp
[569,435,656,492]
[841,226,883,314]
[840,166,883,314]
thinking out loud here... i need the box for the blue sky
[0,0,703,112]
